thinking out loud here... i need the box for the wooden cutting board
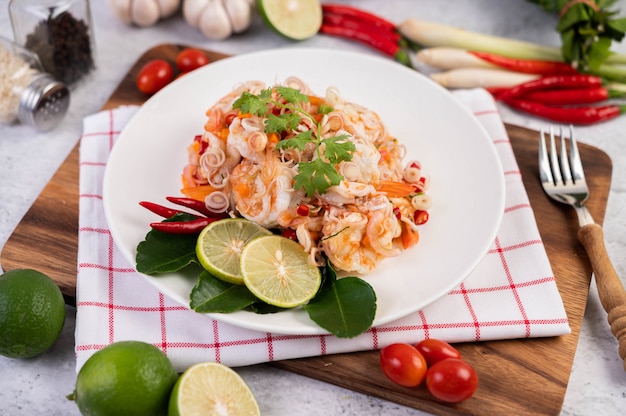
[0,44,612,415]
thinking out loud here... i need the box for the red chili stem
[165,196,227,218]
[149,217,217,234]
[469,51,577,75]
[498,74,603,100]
[522,87,610,105]
[139,201,188,218]
[319,23,399,57]
[502,98,625,124]
[321,4,396,32]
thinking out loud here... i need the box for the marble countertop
[1,1,625,414]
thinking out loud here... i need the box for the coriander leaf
[274,86,309,104]
[304,277,377,338]
[190,271,259,313]
[136,214,199,274]
[265,112,301,133]
[275,130,313,152]
[232,91,267,116]
[322,135,355,164]
[294,159,343,197]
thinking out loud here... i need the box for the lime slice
[258,0,323,40]
[168,362,260,416]
[240,235,322,308]
[196,218,272,285]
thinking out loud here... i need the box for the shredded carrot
[378,147,391,162]
[190,141,201,154]
[220,127,229,140]
[180,184,216,201]
[268,132,280,144]
[375,181,416,197]
[238,112,252,118]
[308,95,324,106]
[401,222,420,249]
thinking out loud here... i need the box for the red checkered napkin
[75,90,570,372]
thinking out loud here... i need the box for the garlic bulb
[183,0,254,40]
[108,0,181,27]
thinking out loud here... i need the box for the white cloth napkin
[75,89,570,372]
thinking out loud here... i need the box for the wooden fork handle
[578,223,626,371]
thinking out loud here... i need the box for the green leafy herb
[136,213,199,274]
[232,86,356,197]
[530,0,626,70]
[190,271,258,313]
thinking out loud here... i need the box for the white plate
[103,48,504,335]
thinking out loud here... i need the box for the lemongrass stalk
[398,18,626,79]
[416,47,497,70]
[430,68,539,89]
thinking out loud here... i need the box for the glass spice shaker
[0,36,70,131]
[9,0,96,86]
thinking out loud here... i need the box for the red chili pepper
[149,217,218,234]
[498,74,603,100]
[322,13,400,44]
[319,23,400,57]
[469,51,577,75]
[522,87,611,105]
[165,196,227,218]
[414,210,429,225]
[321,4,396,32]
[502,98,625,124]
[296,203,310,216]
[139,201,188,218]
[281,228,298,241]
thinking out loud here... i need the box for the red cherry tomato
[176,48,210,73]
[426,358,478,403]
[136,59,173,95]
[415,339,462,366]
[379,343,427,387]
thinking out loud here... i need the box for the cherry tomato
[176,48,210,73]
[426,358,478,403]
[379,343,427,387]
[415,339,462,366]
[136,59,173,95]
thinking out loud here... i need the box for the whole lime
[0,268,66,358]
[70,340,178,416]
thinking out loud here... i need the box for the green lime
[195,218,272,285]
[257,0,323,40]
[0,269,66,358]
[240,235,321,308]
[168,362,260,416]
[70,340,178,416]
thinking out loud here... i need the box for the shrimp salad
[181,77,431,274]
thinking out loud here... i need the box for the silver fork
[539,126,626,371]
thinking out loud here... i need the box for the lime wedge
[257,0,323,40]
[240,235,322,308]
[196,218,272,285]
[168,362,260,416]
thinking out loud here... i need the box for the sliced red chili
[297,204,310,216]
[393,207,402,220]
[469,51,577,75]
[149,217,217,234]
[281,228,298,241]
[414,210,429,225]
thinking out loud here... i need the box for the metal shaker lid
[18,73,70,131]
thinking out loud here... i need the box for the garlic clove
[224,0,252,34]
[198,0,233,40]
[183,0,206,28]
[131,0,161,27]
[108,0,133,25]
[157,0,181,18]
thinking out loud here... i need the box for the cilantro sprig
[232,86,356,197]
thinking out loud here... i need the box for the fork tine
[567,125,585,182]
[539,128,554,185]
[559,126,573,184]
[549,127,563,185]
